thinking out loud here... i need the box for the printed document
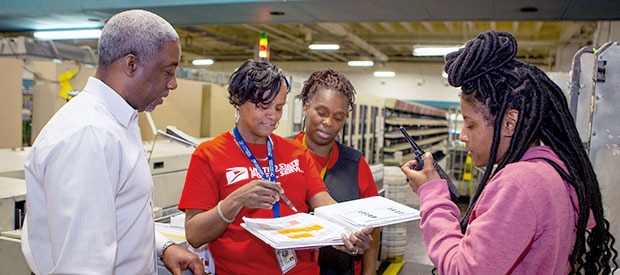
[241,196,420,250]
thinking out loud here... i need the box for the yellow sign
[58,69,79,100]
[460,156,473,197]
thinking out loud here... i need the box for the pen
[279,193,298,212]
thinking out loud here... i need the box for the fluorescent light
[308,44,340,50]
[347,60,374,67]
[413,46,461,57]
[373,71,396,78]
[33,29,102,40]
[192,59,214,66]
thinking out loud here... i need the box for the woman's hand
[185,179,284,247]
[400,152,441,193]
[228,179,284,209]
[332,226,374,256]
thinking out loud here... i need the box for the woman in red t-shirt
[178,60,373,275]
[293,69,380,275]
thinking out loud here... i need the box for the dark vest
[323,143,361,203]
[287,134,364,274]
[318,143,362,275]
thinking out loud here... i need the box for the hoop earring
[274,121,280,130]
[235,108,240,125]
[301,116,306,131]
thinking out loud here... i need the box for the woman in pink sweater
[401,31,617,274]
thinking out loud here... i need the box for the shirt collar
[521,146,567,170]
[299,131,340,170]
[83,77,139,128]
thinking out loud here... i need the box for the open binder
[241,196,420,250]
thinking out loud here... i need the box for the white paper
[241,197,421,250]
[314,196,420,229]
[241,213,348,250]
[165,125,201,147]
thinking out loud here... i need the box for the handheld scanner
[399,127,460,202]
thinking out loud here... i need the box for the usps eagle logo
[225,167,249,185]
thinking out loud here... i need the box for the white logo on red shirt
[225,167,249,185]
[249,159,302,179]
[226,160,303,185]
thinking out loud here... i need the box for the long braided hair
[445,31,618,274]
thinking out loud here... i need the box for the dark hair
[300,68,356,112]
[445,31,618,274]
[227,59,290,107]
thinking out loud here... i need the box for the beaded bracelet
[217,201,234,223]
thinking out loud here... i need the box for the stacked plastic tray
[380,166,408,262]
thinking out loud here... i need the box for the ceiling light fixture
[412,46,461,57]
[347,60,374,67]
[308,44,340,50]
[192,59,214,66]
[373,71,396,78]
[33,29,102,40]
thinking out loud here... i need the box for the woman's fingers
[256,180,284,195]
[332,227,374,255]
[236,180,284,209]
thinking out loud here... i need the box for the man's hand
[163,244,205,275]
[332,226,374,255]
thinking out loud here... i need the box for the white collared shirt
[22,77,168,274]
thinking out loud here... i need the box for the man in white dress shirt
[22,10,204,275]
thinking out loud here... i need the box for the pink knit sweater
[418,146,595,274]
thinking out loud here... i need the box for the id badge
[275,249,297,274]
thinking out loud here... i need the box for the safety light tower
[258,33,269,61]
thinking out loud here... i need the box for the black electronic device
[399,127,459,202]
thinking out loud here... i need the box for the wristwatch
[161,240,175,259]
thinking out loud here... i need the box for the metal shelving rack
[445,106,466,182]
[382,99,449,166]
[342,102,385,165]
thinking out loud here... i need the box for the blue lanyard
[232,126,280,218]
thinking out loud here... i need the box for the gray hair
[98,9,179,66]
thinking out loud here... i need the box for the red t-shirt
[179,131,328,275]
[294,132,379,275]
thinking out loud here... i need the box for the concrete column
[554,43,582,72]
[593,21,620,47]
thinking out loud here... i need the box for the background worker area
[2,2,620,275]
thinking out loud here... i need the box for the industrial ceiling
[1,0,619,67]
